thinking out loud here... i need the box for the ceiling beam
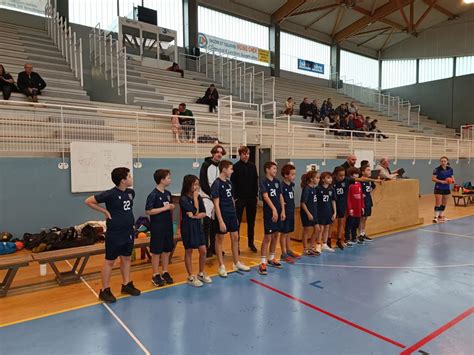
[352,5,406,32]
[415,0,437,30]
[370,0,378,16]
[422,0,456,19]
[272,0,308,24]
[291,3,339,17]
[304,7,337,30]
[352,26,391,37]
[379,28,395,51]
[331,7,345,37]
[358,28,389,47]
[396,0,410,28]
[409,0,414,32]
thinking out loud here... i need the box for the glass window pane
[419,57,453,83]
[144,0,183,47]
[70,0,118,30]
[0,0,47,16]
[381,59,417,89]
[340,50,379,89]
[456,56,474,77]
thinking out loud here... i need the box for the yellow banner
[258,49,270,63]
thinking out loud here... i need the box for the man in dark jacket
[199,144,225,257]
[201,84,219,113]
[299,98,313,120]
[17,63,46,102]
[231,146,258,252]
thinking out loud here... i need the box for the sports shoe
[282,254,295,264]
[268,259,283,269]
[345,240,354,247]
[162,272,174,284]
[259,263,268,275]
[197,272,213,284]
[152,274,165,287]
[187,275,203,287]
[218,265,228,278]
[99,288,116,303]
[304,249,315,256]
[288,250,302,259]
[315,244,322,254]
[121,281,141,296]
[321,244,335,252]
[363,235,373,242]
[438,216,448,222]
[432,216,438,223]
[234,261,250,272]
[310,247,321,256]
[357,237,365,245]
[336,240,345,250]
[249,244,258,253]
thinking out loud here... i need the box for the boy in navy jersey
[280,164,300,263]
[211,160,250,277]
[145,169,175,287]
[359,165,377,242]
[316,172,336,252]
[85,167,141,303]
[300,171,320,255]
[332,166,354,249]
[259,161,286,275]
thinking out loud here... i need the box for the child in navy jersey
[259,161,286,275]
[280,163,300,263]
[332,166,355,250]
[300,170,320,255]
[359,165,377,242]
[211,160,250,277]
[316,172,336,253]
[145,169,175,287]
[432,156,455,223]
[85,167,141,303]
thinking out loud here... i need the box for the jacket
[199,157,220,197]
[17,71,46,91]
[230,160,258,199]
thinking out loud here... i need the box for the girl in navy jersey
[432,156,455,223]
[332,166,354,250]
[359,165,377,242]
[316,172,337,253]
[300,170,320,255]
[280,164,300,263]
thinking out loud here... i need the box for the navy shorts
[336,203,347,219]
[318,214,333,226]
[105,231,134,261]
[363,204,373,217]
[150,224,174,254]
[434,188,450,195]
[300,210,317,227]
[281,214,295,234]
[217,214,239,234]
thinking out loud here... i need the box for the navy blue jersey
[211,178,235,216]
[260,177,282,214]
[316,185,336,217]
[145,188,173,228]
[334,177,353,207]
[433,166,454,190]
[281,181,295,214]
[180,195,205,235]
[361,181,376,207]
[95,187,135,232]
[300,185,317,216]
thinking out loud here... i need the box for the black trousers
[0,83,13,100]
[345,216,360,241]
[235,197,257,246]
[203,216,217,253]
[22,88,40,97]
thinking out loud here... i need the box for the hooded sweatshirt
[199,157,220,217]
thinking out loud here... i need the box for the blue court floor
[1,216,473,355]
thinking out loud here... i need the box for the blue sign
[298,59,325,74]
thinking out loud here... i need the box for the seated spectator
[335,114,349,136]
[283,97,295,116]
[368,119,388,140]
[201,84,219,113]
[334,103,347,118]
[166,62,184,78]
[0,64,15,100]
[323,113,338,129]
[310,99,320,123]
[299,97,312,120]
[178,103,195,142]
[348,101,358,114]
[17,63,46,103]
[353,114,364,131]
[320,100,330,119]
[171,108,182,143]
[375,157,399,180]
[363,116,371,131]
[326,98,333,111]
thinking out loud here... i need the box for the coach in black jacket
[231,146,258,252]
[17,63,46,102]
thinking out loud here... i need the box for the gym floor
[0,197,473,355]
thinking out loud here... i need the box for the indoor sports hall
[0,1,473,355]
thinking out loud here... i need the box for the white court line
[65,261,151,355]
[293,262,474,269]
[418,229,474,239]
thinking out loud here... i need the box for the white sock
[269,253,275,261]
[435,211,441,218]
[360,230,366,236]
[261,256,267,264]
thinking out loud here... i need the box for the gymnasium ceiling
[230,0,474,52]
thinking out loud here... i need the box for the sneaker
[121,281,141,296]
[288,250,302,259]
[268,259,283,269]
[282,254,295,264]
[258,263,268,275]
[357,237,365,245]
[315,244,322,254]
[438,216,448,222]
[234,261,250,272]
[432,216,438,223]
[99,288,116,303]
[345,240,354,247]
[321,244,335,252]
[249,244,258,253]
[218,265,228,278]
[327,240,332,248]
[363,235,373,242]
[197,272,213,284]
[310,247,321,256]
[151,274,165,287]
[187,275,203,287]
[336,240,345,250]
[162,272,174,284]
[304,249,315,256]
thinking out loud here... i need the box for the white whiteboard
[70,142,133,193]
[354,149,374,168]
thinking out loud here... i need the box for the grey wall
[383,74,474,129]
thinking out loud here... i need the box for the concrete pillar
[269,21,280,77]
[183,0,199,55]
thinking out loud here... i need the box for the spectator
[201,84,219,113]
[334,103,347,118]
[178,103,195,142]
[299,97,312,120]
[340,154,357,173]
[283,97,295,116]
[375,157,399,180]
[368,119,388,140]
[323,113,338,129]
[0,64,15,100]
[166,62,184,78]
[363,116,371,131]
[353,114,364,131]
[348,101,358,114]
[17,63,46,103]
[171,108,182,143]
[320,100,330,119]
[310,99,320,123]
[327,98,333,111]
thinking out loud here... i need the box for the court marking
[293,262,474,270]
[250,278,407,349]
[418,229,474,239]
[400,307,474,355]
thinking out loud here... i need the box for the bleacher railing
[1,100,472,165]
[44,4,83,87]
[460,125,474,141]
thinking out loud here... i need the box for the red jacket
[347,182,365,217]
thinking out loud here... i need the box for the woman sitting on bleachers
[171,108,183,143]
[0,64,16,100]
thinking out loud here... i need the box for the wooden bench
[0,254,32,297]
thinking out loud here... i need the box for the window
[144,0,183,46]
[340,50,379,89]
[381,59,417,89]
[69,0,118,30]
[0,0,47,16]
[419,57,453,83]
[456,56,474,77]
[280,32,331,79]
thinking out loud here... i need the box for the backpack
[0,242,17,255]
[135,216,150,233]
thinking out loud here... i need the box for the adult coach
[231,146,258,252]
[432,156,454,223]
[340,154,357,172]
[375,157,399,180]
[199,144,225,257]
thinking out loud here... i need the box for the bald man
[375,157,399,180]
[340,154,357,173]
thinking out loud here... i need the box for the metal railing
[460,125,474,141]
[44,4,83,87]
